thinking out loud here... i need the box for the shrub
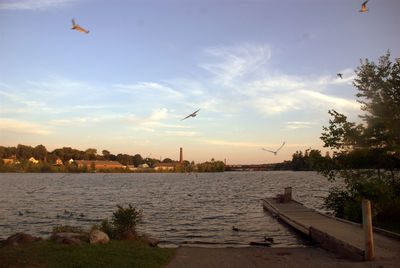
[94,204,143,239]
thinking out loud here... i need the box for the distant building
[138,163,149,169]
[153,162,176,171]
[126,165,137,171]
[154,147,184,171]
[55,158,63,165]
[73,160,124,170]
[2,158,18,165]
[29,157,39,164]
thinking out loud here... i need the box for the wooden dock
[262,196,400,261]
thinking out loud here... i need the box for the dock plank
[263,197,400,261]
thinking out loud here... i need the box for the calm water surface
[0,171,340,247]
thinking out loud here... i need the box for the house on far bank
[153,162,181,171]
[126,165,137,171]
[54,158,63,166]
[1,158,20,165]
[73,160,124,170]
[138,163,149,169]
[29,157,39,164]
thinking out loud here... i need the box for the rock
[51,232,88,244]
[63,237,82,245]
[141,236,160,247]
[4,233,42,246]
[89,230,109,244]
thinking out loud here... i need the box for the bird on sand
[71,19,90,34]
[181,109,200,121]
[337,73,343,79]
[262,142,285,156]
[359,1,369,12]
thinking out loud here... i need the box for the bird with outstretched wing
[181,109,200,121]
[262,142,285,156]
[359,1,369,12]
[72,19,90,34]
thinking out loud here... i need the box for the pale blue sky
[1,0,399,164]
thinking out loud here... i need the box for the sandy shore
[165,246,398,268]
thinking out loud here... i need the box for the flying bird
[337,73,343,79]
[71,19,89,34]
[262,142,285,156]
[359,1,369,12]
[181,109,200,121]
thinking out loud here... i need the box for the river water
[0,171,340,247]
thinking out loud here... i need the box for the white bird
[359,1,369,12]
[72,18,89,34]
[262,142,285,156]
[181,109,200,121]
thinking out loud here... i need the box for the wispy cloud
[286,121,316,130]
[165,130,197,137]
[124,108,190,133]
[48,118,88,125]
[0,0,77,10]
[199,138,264,147]
[114,82,183,98]
[0,118,51,135]
[200,43,272,87]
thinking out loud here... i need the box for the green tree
[102,150,111,160]
[319,52,400,229]
[33,144,48,161]
[16,144,33,160]
[132,154,144,167]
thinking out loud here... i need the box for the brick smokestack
[180,147,183,164]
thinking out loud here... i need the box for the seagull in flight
[181,109,200,121]
[337,73,343,79]
[262,142,285,156]
[71,19,89,34]
[359,1,369,12]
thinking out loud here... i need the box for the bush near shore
[0,204,174,268]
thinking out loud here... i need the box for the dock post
[362,200,375,261]
[284,187,292,203]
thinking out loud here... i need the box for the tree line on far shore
[0,145,225,173]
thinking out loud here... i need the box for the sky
[1,0,399,164]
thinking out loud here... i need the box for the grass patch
[0,239,175,268]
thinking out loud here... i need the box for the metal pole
[362,200,375,261]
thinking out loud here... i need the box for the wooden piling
[362,200,375,261]
[284,187,292,203]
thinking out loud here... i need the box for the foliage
[52,225,86,234]
[319,51,400,227]
[0,239,175,268]
[112,204,143,234]
[95,204,143,239]
[196,160,225,172]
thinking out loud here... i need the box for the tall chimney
[180,147,183,164]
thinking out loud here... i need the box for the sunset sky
[1,0,399,164]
